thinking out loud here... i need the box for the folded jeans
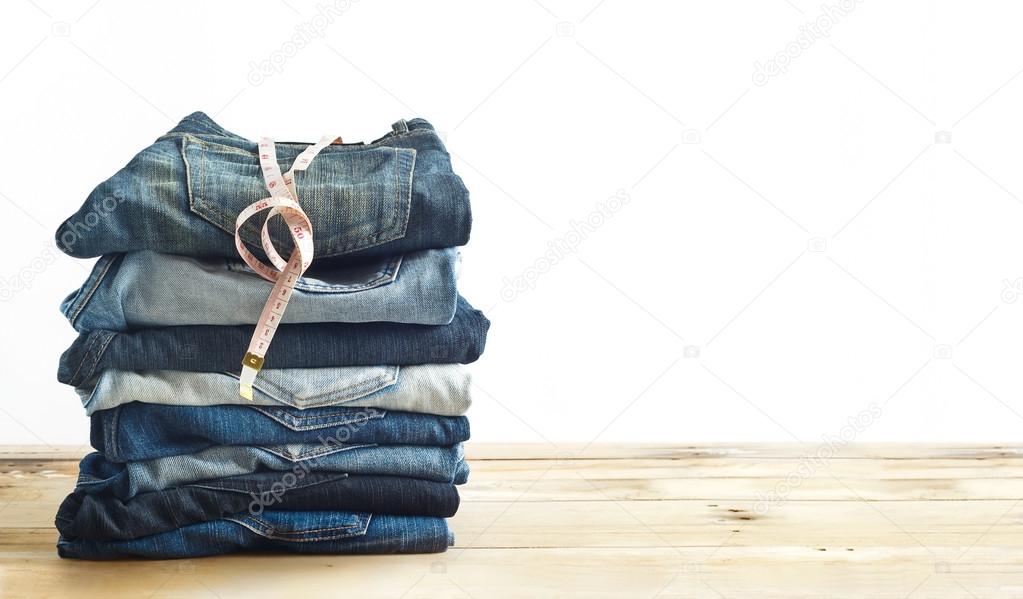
[55,112,471,261]
[91,402,470,462]
[62,249,460,331]
[75,443,469,499]
[58,510,453,559]
[58,296,490,387]
[56,472,460,541]
[77,364,472,416]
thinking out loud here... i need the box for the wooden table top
[1,443,1021,598]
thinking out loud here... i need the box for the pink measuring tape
[234,135,338,399]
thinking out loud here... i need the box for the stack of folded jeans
[51,112,489,559]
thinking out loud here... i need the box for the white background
[2,0,1023,446]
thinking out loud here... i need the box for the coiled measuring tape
[234,135,338,399]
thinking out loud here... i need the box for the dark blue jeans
[91,403,470,461]
[59,296,489,387]
[56,472,460,541]
[55,112,471,262]
[58,510,453,559]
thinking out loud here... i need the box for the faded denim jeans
[56,472,460,541]
[91,402,470,461]
[55,112,471,262]
[77,364,472,416]
[76,443,468,499]
[62,249,460,331]
[58,511,453,559]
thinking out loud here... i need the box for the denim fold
[62,249,460,331]
[77,364,472,416]
[58,296,490,387]
[58,511,454,559]
[56,472,460,541]
[91,403,470,462]
[76,443,469,499]
[55,112,471,262]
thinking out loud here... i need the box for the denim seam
[69,331,115,386]
[254,375,393,405]
[395,149,414,241]
[160,122,436,148]
[263,374,393,405]
[66,255,117,326]
[368,128,434,146]
[288,254,402,292]
[389,148,400,235]
[80,379,102,412]
[227,513,370,541]
[107,405,121,462]
[184,136,415,257]
[261,407,385,422]
[85,332,116,386]
[159,128,435,147]
[191,472,348,494]
[223,254,402,294]
[258,443,377,461]
[251,366,399,406]
[246,516,362,533]
[248,406,386,431]
[67,333,101,384]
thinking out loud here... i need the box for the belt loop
[391,119,409,134]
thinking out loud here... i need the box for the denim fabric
[76,443,468,499]
[61,249,460,331]
[56,472,460,541]
[55,112,471,261]
[58,296,489,387]
[92,403,470,461]
[58,511,453,559]
[78,364,471,416]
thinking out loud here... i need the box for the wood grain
[0,444,1020,598]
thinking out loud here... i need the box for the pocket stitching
[249,406,386,431]
[258,442,377,461]
[183,136,415,257]
[224,254,402,294]
[252,366,400,406]
[66,254,119,327]
[227,513,370,541]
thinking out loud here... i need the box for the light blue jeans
[76,443,469,499]
[62,248,460,331]
[77,364,472,416]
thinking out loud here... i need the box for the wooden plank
[1,445,1022,598]
[1,546,1021,598]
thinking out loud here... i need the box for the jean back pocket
[182,135,415,258]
